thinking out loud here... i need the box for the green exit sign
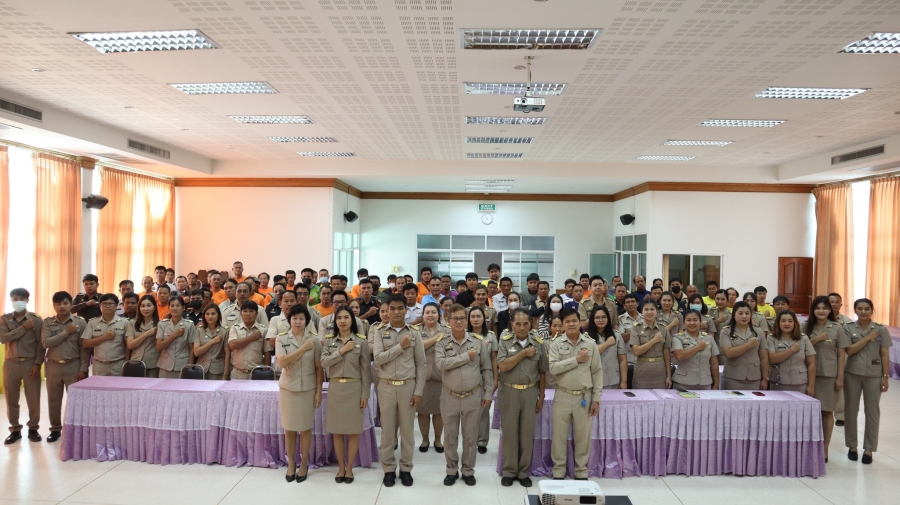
[478,204,496,212]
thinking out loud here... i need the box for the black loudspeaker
[343,210,359,223]
[82,194,109,210]
[619,214,635,225]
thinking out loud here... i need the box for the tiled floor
[1,382,899,505]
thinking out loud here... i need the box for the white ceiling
[1,0,899,193]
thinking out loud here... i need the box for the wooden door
[778,257,813,314]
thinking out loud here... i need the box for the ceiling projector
[539,479,605,505]
[514,96,545,113]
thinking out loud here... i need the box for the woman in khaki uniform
[438,296,454,326]
[805,296,850,462]
[321,306,371,483]
[708,290,732,333]
[418,302,447,453]
[629,302,672,389]
[347,298,370,336]
[742,292,770,333]
[587,305,627,389]
[686,294,717,335]
[468,304,498,454]
[657,292,683,334]
[155,297,195,379]
[766,310,816,394]
[127,295,160,377]
[720,302,769,390]
[193,305,228,380]
[671,311,720,390]
[277,305,324,483]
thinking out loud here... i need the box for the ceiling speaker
[344,210,359,223]
[619,214,635,225]
[82,194,109,210]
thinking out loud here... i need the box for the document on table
[700,390,754,400]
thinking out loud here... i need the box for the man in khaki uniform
[548,308,602,479]
[579,275,618,330]
[41,291,89,442]
[81,294,133,377]
[372,294,427,487]
[435,304,493,486]
[1,288,44,444]
[227,301,269,380]
[497,309,548,487]
[843,316,892,461]
[222,282,268,331]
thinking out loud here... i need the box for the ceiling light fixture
[463,82,566,95]
[754,87,868,100]
[461,29,600,50]
[636,155,695,161]
[297,152,355,157]
[70,29,220,54]
[663,140,732,147]
[270,136,337,142]
[170,82,277,95]
[466,188,510,193]
[466,116,546,125]
[229,115,313,124]
[466,153,524,158]
[0,122,22,130]
[466,185,513,189]
[839,33,900,54]
[466,137,534,144]
[466,179,515,184]
[700,119,785,127]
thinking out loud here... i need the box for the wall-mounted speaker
[619,214,635,225]
[343,210,359,223]
[82,194,109,210]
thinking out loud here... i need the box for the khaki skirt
[416,379,443,415]
[326,381,364,435]
[672,381,711,391]
[814,376,837,411]
[772,382,808,393]
[633,360,667,389]
[280,388,315,432]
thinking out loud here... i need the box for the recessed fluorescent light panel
[461,29,601,50]
[465,179,516,184]
[466,153,524,159]
[171,82,277,95]
[466,188,510,193]
[465,116,546,125]
[70,29,220,53]
[464,83,566,95]
[269,136,336,142]
[0,122,22,130]
[466,185,513,190]
[754,87,868,100]
[297,152,355,157]
[700,119,785,128]
[466,137,534,144]
[840,33,900,54]
[636,155,695,161]
[229,116,313,124]
[663,140,732,147]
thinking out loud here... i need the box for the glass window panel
[487,235,520,250]
[590,253,616,279]
[352,233,359,248]
[622,236,633,251]
[692,255,722,289]
[502,252,522,291]
[522,236,554,251]
[418,251,452,281]
[450,251,474,280]
[638,253,647,279]
[622,254,632,289]
[615,236,622,250]
[452,235,485,250]
[537,253,555,291]
[634,234,647,252]
[417,234,451,249]
[665,254,690,286]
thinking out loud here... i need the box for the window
[662,254,722,287]
[614,234,647,288]
[4,146,36,313]
[333,232,359,279]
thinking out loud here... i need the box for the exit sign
[478,204,496,212]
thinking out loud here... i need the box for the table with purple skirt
[493,388,825,479]
[60,376,379,469]
[888,326,900,380]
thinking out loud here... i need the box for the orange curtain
[812,184,854,316]
[866,176,900,326]
[33,153,82,318]
[96,166,175,294]
[0,145,8,305]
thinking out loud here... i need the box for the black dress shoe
[463,475,476,486]
[335,475,346,484]
[848,449,858,461]
[501,477,515,487]
[47,431,61,443]
[552,477,564,480]
[399,471,413,487]
[444,473,459,486]
[383,472,396,487]
[344,474,355,484]
[295,473,307,483]
[419,443,429,453]
[477,446,487,454]
[27,430,41,442]
[4,431,21,444]
[575,477,588,481]
[434,444,444,453]
[519,477,533,487]
[285,473,296,483]
[836,420,845,427]
[862,453,873,465]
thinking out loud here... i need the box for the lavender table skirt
[61,376,379,469]
[889,330,900,380]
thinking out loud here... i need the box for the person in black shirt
[185,289,204,324]
[357,279,380,324]
[455,272,478,308]
[265,283,287,320]
[72,274,102,321]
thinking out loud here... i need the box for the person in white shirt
[403,283,423,325]
[491,277,512,312]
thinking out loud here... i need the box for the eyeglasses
[100,302,117,307]
[449,317,467,323]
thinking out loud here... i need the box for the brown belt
[638,357,663,363]
[557,386,586,395]
[94,358,124,364]
[443,384,479,399]
[9,357,32,362]
[48,358,78,364]
[333,377,360,383]
[502,382,537,390]
[380,378,411,386]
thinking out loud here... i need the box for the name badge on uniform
[872,359,881,365]
[509,348,517,353]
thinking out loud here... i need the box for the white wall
[613,191,651,236]
[359,199,615,287]
[332,189,361,242]
[174,186,334,276]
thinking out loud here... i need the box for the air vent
[0,98,42,122]
[831,145,884,165]
[127,139,170,159]
[92,153,156,165]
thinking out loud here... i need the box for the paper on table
[699,390,756,399]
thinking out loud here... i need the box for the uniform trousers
[378,380,416,473]
[498,384,539,479]
[145,368,160,378]
[45,361,79,432]
[440,389,482,476]
[672,381,710,390]
[551,389,591,479]
[477,401,492,447]
[722,377,760,390]
[205,372,223,380]
[159,369,180,379]
[835,389,845,421]
[3,359,41,432]
[844,372,882,452]
[93,359,125,377]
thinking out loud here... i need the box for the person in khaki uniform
[466,304,497,455]
[548,308,602,480]
[156,297,195,379]
[321,306,371,484]
[766,311,816,394]
[128,295,161,377]
[194,304,228,380]
[318,290,365,341]
[742,292,771,334]
[417,302,448,453]
[842,298,892,465]
[293,284,321,335]
[588,305,627,390]
[671,311,720,390]
[719,301,769,390]
[221,282,268,337]
[657,292,684,335]
[435,304,493,487]
[629,303,672,389]
[578,276,619,330]
[276,304,324,483]
[41,291,89,443]
[497,309,548,487]
[708,290,732,332]
[267,290,297,379]
[372,294,427,487]
[82,294,133,377]
[2,288,44,444]
[226,301,270,380]
[828,292,854,426]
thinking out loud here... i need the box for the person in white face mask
[537,294,565,339]
[1,288,44,444]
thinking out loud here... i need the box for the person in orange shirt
[210,272,229,306]
[156,284,171,319]
[313,285,335,318]
[258,272,273,298]
[139,276,156,300]
[580,274,591,300]
[415,266,433,303]
[487,279,499,307]
[248,277,266,306]
[285,269,297,291]
[232,261,247,283]
[349,268,368,299]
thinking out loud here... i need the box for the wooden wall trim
[611,182,815,201]
[76,156,96,170]
[612,182,650,202]
[359,192,613,202]
[174,178,339,188]
[334,179,363,198]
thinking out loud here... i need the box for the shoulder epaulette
[375,321,385,329]
[471,333,483,341]
[502,334,513,341]
[435,333,445,342]
[700,331,708,336]
[308,328,317,335]
[676,332,685,337]
[74,315,84,320]
[356,333,367,339]
[88,316,100,323]
[278,331,288,336]
[872,322,882,327]
[534,335,544,345]
[325,333,335,339]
